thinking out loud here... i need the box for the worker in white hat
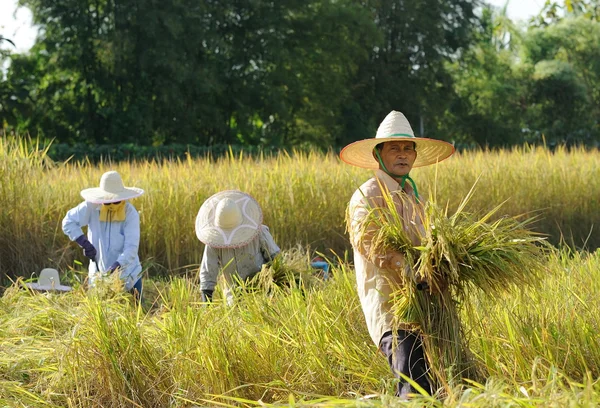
[62,171,145,303]
[341,111,454,399]
[195,190,280,305]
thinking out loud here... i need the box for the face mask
[99,201,126,222]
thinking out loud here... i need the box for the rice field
[1,137,599,406]
[1,249,599,406]
[1,138,598,281]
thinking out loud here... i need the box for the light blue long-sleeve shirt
[62,201,142,291]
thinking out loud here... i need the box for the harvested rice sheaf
[247,247,320,293]
[361,185,550,394]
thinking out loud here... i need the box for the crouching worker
[62,171,145,303]
[195,190,280,305]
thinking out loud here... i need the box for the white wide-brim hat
[80,171,144,204]
[195,190,263,249]
[340,111,455,169]
[25,268,72,292]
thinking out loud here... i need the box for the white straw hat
[340,111,455,169]
[25,268,72,292]
[80,171,144,204]
[195,190,263,248]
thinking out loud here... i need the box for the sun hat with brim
[195,190,263,249]
[80,171,144,204]
[340,110,455,169]
[25,268,72,292]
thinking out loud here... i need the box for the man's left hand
[417,277,449,294]
[107,262,121,274]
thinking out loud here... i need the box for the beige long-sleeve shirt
[347,170,425,346]
[200,225,280,304]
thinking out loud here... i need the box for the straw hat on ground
[340,111,455,169]
[80,171,144,204]
[25,268,72,292]
[195,190,263,249]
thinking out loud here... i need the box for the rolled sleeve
[259,225,280,261]
[199,245,220,291]
[62,201,92,241]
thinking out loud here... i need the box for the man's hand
[201,289,214,303]
[380,252,406,273]
[416,277,449,294]
[75,235,97,261]
[106,261,121,275]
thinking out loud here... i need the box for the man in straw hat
[62,171,145,303]
[195,190,280,305]
[341,110,454,399]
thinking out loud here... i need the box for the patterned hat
[195,190,263,248]
[340,111,455,169]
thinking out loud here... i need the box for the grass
[0,249,599,406]
[1,137,599,283]
[1,137,600,405]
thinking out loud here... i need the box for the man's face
[378,141,417,176]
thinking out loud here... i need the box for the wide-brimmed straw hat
[25,268,72,292]
[340,111,455,169]
[195,190,263,249]
[80,171,144,204]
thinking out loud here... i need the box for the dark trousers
[129,278,143,305]
[379,329,432,398]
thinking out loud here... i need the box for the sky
[1,0,37,53]
[1,0,546,54]
[487,0,546,21]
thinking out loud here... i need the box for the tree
[337,0,480,146]
[523,16,600,144]
[3,0,380,148]
[442,5,529,147]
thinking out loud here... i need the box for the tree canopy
[1,0,599,149]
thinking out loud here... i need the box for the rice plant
[1,137,600,405]
[1,136,599,284]
[1,249,600,406]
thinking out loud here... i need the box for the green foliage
[3,1,600,147]
[524,17,600,144]
[443,6,600,147]
[442,5,529,147]
[1,0,479,148]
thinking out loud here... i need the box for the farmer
[62,171,145,303]
[341,110,454,399]
[195,190,280,305]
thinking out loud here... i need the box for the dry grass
[1,137,599,283]
[0,249,599,406]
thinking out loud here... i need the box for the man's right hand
[75,234,97,261]
[380,252,405,272]
[201,289,214,303]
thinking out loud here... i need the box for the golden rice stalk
[246,247,319,293]
[367,183,550,299]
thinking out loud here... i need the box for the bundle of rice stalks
[246,247,321,294]
[88,272,130,301]
[362,183,550,393]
